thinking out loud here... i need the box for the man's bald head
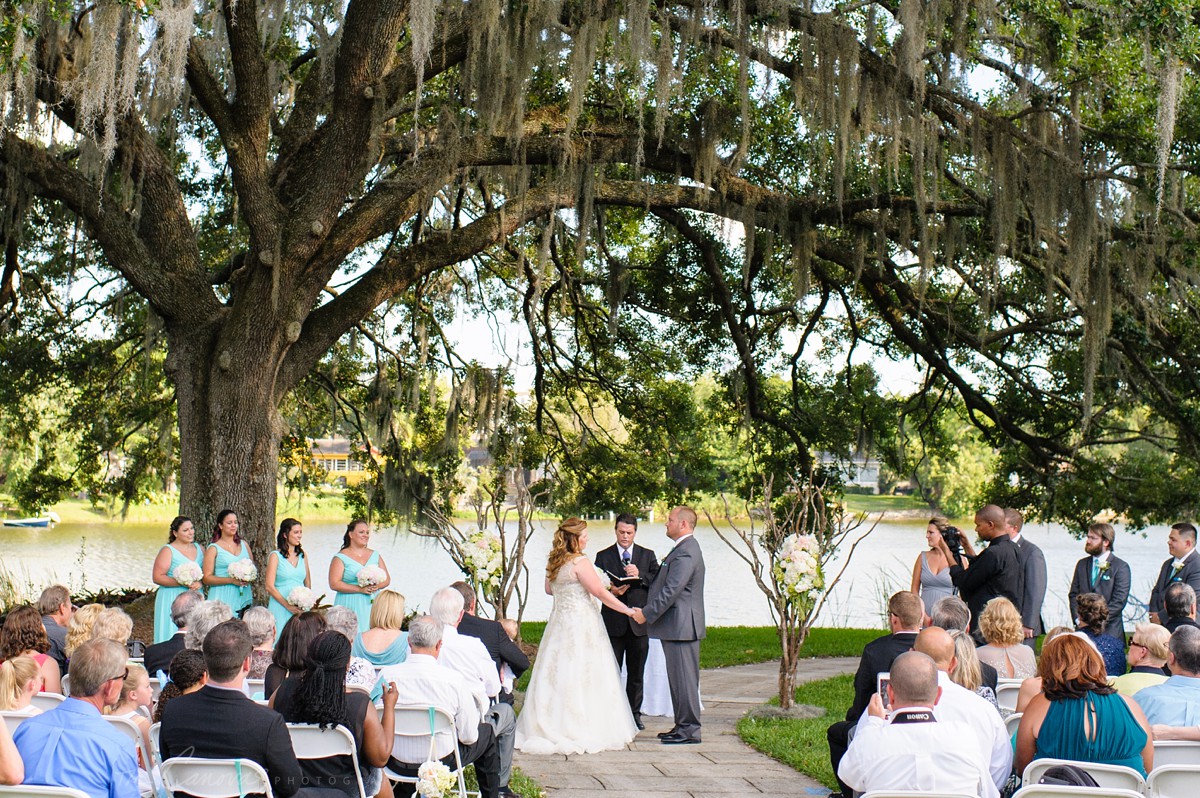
[914,627,955,671]
[975,504,1007,540]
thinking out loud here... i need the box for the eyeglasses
[1129,640,1146,651]
[107,668,129,683]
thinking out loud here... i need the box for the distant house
[817,451,882,494]
[309,437,376,486]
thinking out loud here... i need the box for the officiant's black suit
[596,542,659,720]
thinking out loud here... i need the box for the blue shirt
[13,697,139,798]
[1133,674,1200,726]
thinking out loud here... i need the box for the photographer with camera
[911,517,975,620]
[933,504,1024,646]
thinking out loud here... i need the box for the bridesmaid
[202,509,254,613]
[329,519,391,633]
[151,516,204,643]
[264,518,311,642]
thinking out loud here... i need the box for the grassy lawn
[840,492,933,516]
[737,673,855,789]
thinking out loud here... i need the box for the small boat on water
[3,512,61,528]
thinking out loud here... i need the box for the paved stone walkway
[514,657,857,798]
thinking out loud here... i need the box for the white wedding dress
[515,555,638,754]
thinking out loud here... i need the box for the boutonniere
[1171,562,1185,580]
[1098,561,1110,573]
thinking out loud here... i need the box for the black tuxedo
[160,684,306,798]
[827,631,917,797]
[1068,554,1131,640]
[144,632,186,677]
[948,534,1023,644]
[457,612,530,704]
[595,542,659,718]
[1149,553,1200,620]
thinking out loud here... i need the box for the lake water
[0,516,1177,629]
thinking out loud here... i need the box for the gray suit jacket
[643,534,706,641]
[1068,553,1131,640]
[1015,535,1047,636]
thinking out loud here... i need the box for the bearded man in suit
[1068,522,1131,640]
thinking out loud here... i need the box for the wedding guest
[1068,522,1130,640]
[451,582,528,706]
[428,587,501,707]
[0,717,20,785]
[1149,522,1200,624]
[0,655,42,713]
[324,606,379,696]
[91,607,134,647]
[14,638,139,798]
[0,605,61,694]
[826,591,921,798]
[1112,623,1169,697]
[1014,626,1074,713]
[949,629,999,710]
[910,518,970,617]
[932,504,1023,644]
[330,519,391,633]
[977,597,1036,679]
[352,590,410,668]
[202,509,254,614]
[243,606,277,679]
[64,603,104,658]
[1162,583,1200,633]
[265,518,311,643]
[144,590,202,676]
[265,610,326,699]
[37,584,73,672]
[1016,634,1152,776]
[104,663,154,777]
[929,596,999,694]
[1076,592,1125,676]
[151,515,204,643]
[184,599,233,650]
[152,649,207,724]
[270,631,397,798]
[1132,625,1200,728]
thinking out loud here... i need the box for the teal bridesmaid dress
[207,541,254,613]
[266,550,308,642]
[333,551,380,633]
[152,544,204,643]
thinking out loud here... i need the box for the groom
[632,505,706,745]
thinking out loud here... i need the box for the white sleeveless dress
[515,555,638,754]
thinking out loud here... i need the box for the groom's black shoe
[634,714,645,731]
[497,789,523,798]
[656,728,679,739]
[660,733,700,745]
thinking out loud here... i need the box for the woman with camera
[911,517,975,617]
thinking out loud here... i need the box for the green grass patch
[737,673,855,789]
[841,493,933,515]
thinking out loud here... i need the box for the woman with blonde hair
[64,603,104,657]
[949,629,998,709]
[977,597,1037,679]
[90,607,134,646]
[515,517,640,754]
[352,590,409,667]
[0,656,42,713]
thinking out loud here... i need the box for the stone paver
[515,657,857,797]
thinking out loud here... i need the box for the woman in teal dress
[202,509,255,614]
[1016,634,1153,776]
[264,518,312,642]
[329,519,391,633]
[151,516,205,643]
[351,589,409,666]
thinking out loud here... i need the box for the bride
[515,517,640,754]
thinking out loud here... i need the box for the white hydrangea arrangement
[463,528,504,590]
[416,761,455,797]
[287,586,318,611]
[227,559,258,583]
[173,562,203,587]
[774,534,823,608]
[356,564,387,588]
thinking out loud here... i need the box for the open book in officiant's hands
[605,571,642,586]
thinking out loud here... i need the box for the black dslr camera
[941,525,963,555]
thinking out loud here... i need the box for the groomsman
[633,505,706,745]
[1068,522,1130,640]
[1007,509,1046,648]
[595,513,659,731]
[1149,523,1200,625]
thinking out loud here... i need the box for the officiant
[596,512,660,730]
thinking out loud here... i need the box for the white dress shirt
[378,653,481,763]
[855,671,1011,792]
[437,625,501,708]
[840,705,997,798]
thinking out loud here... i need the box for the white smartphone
[877,672,891,710]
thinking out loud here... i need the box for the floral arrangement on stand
[774,534,824,612]
[463,528,504,594]
[227,559,258,584]
[173,562,203,587]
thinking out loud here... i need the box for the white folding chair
[0,786,92,798]
[996,679,1023,712]
[148,722,163,770]
[160,757,274,798]
[0,711,29,736]
[28,693,66,712]
[862,792,977,797]
[104,715,152,770]
[1006,712,1023,738]
[286,723,368,798]
[59,676,69,697]
[1022,759,1146,793]
[1151,740,1200,767]
[1146,763,1200,798]
[1013,786,1145,798]
[147,677,163,703]
[383,706,469,798]
[245,678,266,701]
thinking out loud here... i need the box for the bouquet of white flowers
[287,586,319,611]
[356,564,386,588]
[594,565,611,590]
[463,529,504,590]
[774,534,823,608]
[173,562,203,587]
[227,559,258,584]
[415,761,455,798]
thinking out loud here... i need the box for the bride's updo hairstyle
[546,517,588,580]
